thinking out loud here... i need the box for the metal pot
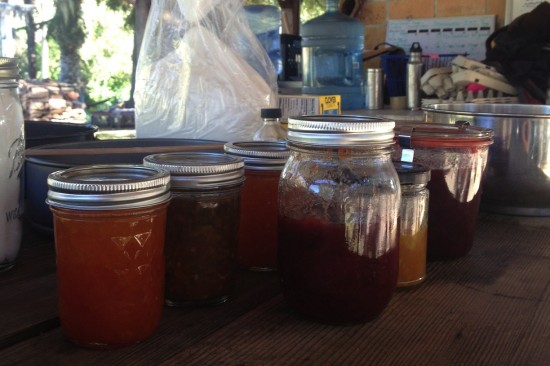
[423,103,550,216]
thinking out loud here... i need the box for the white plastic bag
[134,0,278,141]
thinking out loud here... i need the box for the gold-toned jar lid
[0,57,19,79]
[46,164,171,210]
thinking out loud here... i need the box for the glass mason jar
[278,115,401,324]
[143,152,245,306]
[46,165,171,349]
[224,141,290,271]
[394,161,430,287]
[0,57,24,272]
[394,122,493,260]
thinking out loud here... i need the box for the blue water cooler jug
[301,0,365,110]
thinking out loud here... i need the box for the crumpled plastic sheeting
[134,0,277,141]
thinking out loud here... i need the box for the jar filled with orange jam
[224,141,290,271]
[143,152,245,306]
[46,165,171,349]
[394,161,430,287]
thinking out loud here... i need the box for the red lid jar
[394,122,493,260]
[224,141,290,271]
[46,165,171,349]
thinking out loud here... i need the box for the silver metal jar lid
[287,115,395,146]
[46,164,171,210]
[224,141,290,171]
[143,152,245,189]
[393,161,431,185]
[0,57,19,87]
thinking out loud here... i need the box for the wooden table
[0,212,549,365]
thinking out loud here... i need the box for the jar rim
[46,164,171,210]
[143,152,245,189]
[224,141,289,170]
[395,122,494,148]
[287,115,396,146]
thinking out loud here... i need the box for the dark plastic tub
[24,121,98,148]
[24,138,224,236]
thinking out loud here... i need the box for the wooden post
[278,0,300,35]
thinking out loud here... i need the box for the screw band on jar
[46,164,171,210]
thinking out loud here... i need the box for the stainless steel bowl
[423,103,550,216]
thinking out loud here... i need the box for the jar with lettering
[394,161,430,287]
[47,165,171,348]
[143,152,245,306]
[0,57,24,272]
[278,115,401,324]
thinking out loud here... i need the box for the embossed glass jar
[47,165,171,349]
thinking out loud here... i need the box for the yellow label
[320,95,341,114]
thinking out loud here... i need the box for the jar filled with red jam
[143,152,244,306]
[394,122,493,260]
[46,165,171,349]
[394,161,430,287]
[224,141,290,271]
[278,115,401,324]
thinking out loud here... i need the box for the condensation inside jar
[393,123,493,261]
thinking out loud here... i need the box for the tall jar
[224,141,290,271]
[46,165,171,349]
[278,115,401,324]
[143,152,245,306]
[394,161,430,287]
[394,122,493,260]
[0,57,24,272]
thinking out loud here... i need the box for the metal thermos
[365,68,383,110]
[406,42,423,111]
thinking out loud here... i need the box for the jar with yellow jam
[46,165,171,349]
[394,161,430,287]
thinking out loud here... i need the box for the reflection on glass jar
[47,165,171,349]
[143,152,245,306]
[394,123,493,260]
[278,115,400,324]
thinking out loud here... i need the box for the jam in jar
[224,141,290,271]
[278,115,401,324]
[143,152,244,306]
[394,161,430,287]
[394,122,493,260]
[47,165,171,349]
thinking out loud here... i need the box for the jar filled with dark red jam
[224,141,290,271]
[394,122,493,260]
[143,152,244,306]
[278,115,401,324]
[46,165,171,349]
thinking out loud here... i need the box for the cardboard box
[278,94,341,122]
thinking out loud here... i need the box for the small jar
[0,57,24,272]
[224,141,290,271]
[394,161,430,287]
[279,115,401,324]
[143,152,245,306]
[394,122,493,260]
[46,165,171,349]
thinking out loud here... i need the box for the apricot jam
[224,141,289,271]
[47,165,171,348]
[394,161,430,287]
